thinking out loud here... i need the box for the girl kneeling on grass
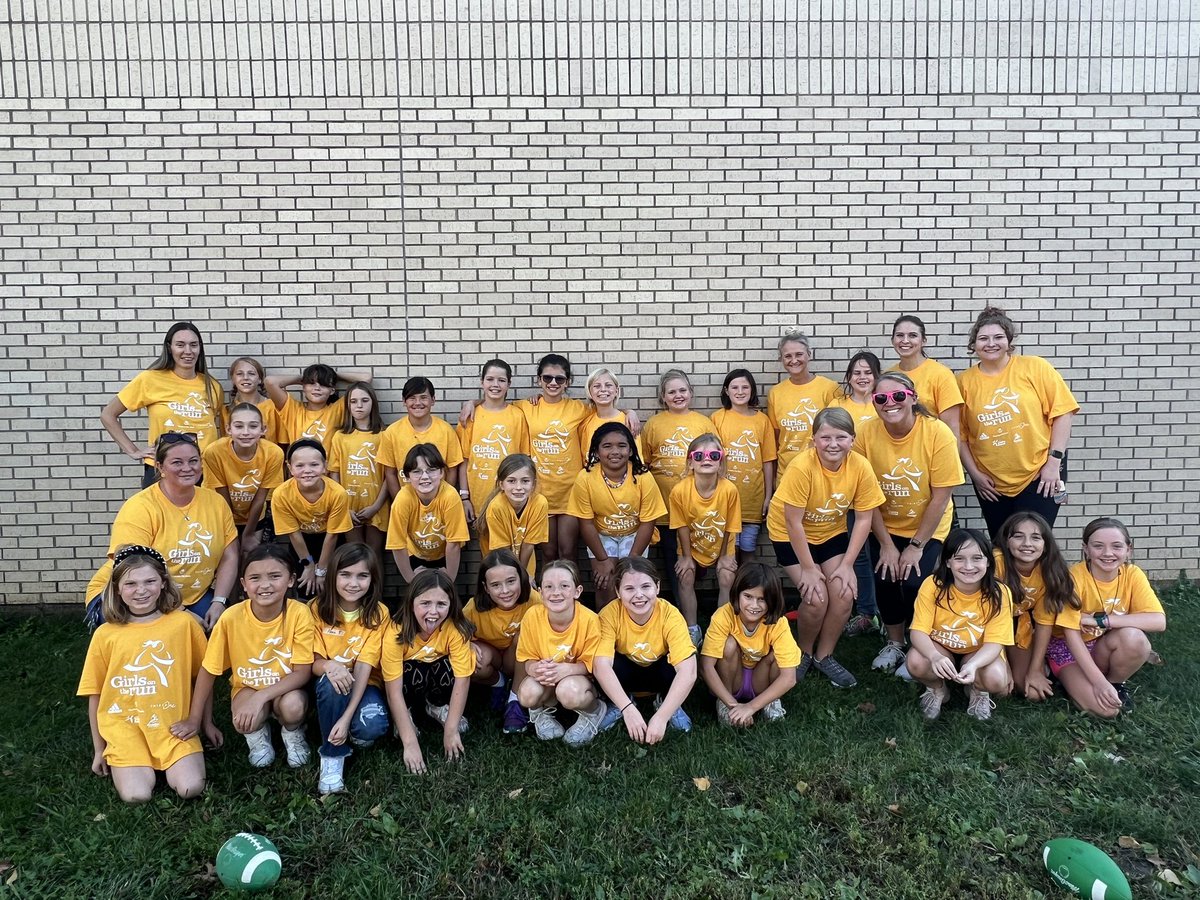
[79,546,215,804]
[382,569,477,775]
[465,549,543,735]
[594,557,698,743]
[1055,517,1166,713]
[176,544,315,768]
[515,560,608,746]
[906,529,1014,722]
[700,562,800,727]
[309,543,391,794]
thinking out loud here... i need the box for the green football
[1042,837,1132,900]
[216,832,281,892]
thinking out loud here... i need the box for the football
[216,832,282,892]
[1042,837,1131,900]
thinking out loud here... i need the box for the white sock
[492,673,506,688]
[507,689,518,703]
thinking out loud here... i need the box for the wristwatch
[1049,449,1065,460]
[301,556,315,567]
[459,489,471,498]
[909,538,925,549]
[1094,612,1109,630]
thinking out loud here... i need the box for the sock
[491,672,506,688]
[507,689,518,703]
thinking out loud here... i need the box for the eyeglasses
[871,390,915,406]
[157,432,199,448]
[540,374,568,385]
[690,449,724,462]
[408,468,440,479]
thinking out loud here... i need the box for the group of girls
[81,309,1167,802]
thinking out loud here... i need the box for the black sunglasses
[540,374,568,385]
[157,431,199,448]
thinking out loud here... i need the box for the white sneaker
[563,700,608,747]
[716,700,733,727]
[425,701,469,734]
[894,660,915,682]
[761,699,786,722]
[872,641,907,673]
[966,688,995,721]
[244,724,275,768]
[687,624,703,648]
[280,726,311,767]
[318,753,345,794]
[529,706,565,741]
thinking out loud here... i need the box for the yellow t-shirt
[517,397,590,514]
[1063,562,1165,641]
[710,408,778,525]
[766,376,840,471]
[376,415,464,475]
[308,602,388,688]
[596,597,695,667]
[765,448,886,545]
[567,466,667,541]
[911,579,1015,652]
[828,394,878,426]
[202,599,316,698]
[457,405,532,512]
[270,477,354,536]
[464,589,543,651]
[327,430,389,532]
[106,485,237,607]
[668,476,743,566]
[385,481,470,560]
[379,620,477,681]
[277,396,346,447]
[77,611,207,769]
[995,552,1048,650]
[958,354,1079,496]
[117,369,224,463]
[201,437,285,526]
[639,410,717,524]
[700,602,802,668]
[852,416,964,541]
[480,493,550,577]
[888,358,964,417]
[580,410,634,456]
[515,603,602,672]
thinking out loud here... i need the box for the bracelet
[315,567,327,577]
[459,489,470,498]
[621,702,634,713]
[211,596,227,606]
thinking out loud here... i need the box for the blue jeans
[852,540,877,617]
[313,676,389,758]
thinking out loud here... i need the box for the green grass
[2,580,1199,899]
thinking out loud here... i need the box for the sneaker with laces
[687,624,703,648]
[796,654,813,681]
[872,641,907,673]
[653,695,692,733]
[599,703,624,732]
[425,701,469,734]
[502,700,529,734]
[843,614,875,637]
[1113,681,1134,710]
[966,687,995,721]
[280,726,310,767]
[715,700,733,727]
[919,686,948,721]
[529,706,565,741]
[894,660,915,682]
[760,699,786,722]
[318,753,346,794]
[244,724,275,768]
[563,700,608,747]
[813,655,857,688]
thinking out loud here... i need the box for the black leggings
[869,533,943,628]
[976,480,1062,540]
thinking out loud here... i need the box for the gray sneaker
[715,700,734,727]
[529,706,565,741]
[966,688,995,721]
[796,654,813,681]
[919,686,948,721]
[563,700,608,747]
[760,699,786,722]
[813,655,857,688]
[425,700,469,735]
[872,641,907,673]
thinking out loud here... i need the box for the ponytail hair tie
[112,544,167,568]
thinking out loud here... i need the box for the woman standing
[957,307,1078,537]
[887,314,965,436]
[101,322,225,487]
[767,330,839,476]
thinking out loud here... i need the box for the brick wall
[1,2,1198,603]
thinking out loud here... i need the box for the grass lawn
[2,580,1198,899]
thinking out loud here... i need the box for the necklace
[601,470,627,489]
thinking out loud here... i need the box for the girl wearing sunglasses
[766,408,885,688]
[853,373,965,676]
[668,434,742,646]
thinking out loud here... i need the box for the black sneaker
[1113,682,1134,710]
[796,654,813,681]
[813,655,857,688]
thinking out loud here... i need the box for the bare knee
[556,676,594,710]
[274,690,309,727]
[977,660,1011,695]
[518,679,548,708]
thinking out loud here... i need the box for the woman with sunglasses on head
[84,432,239,633]
[101,322,226,488]
[957,307,1079,537]
[852,373,965,676]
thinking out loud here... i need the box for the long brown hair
[995,512,1079,614]
[391,569,475,645]
[932,529,1004,623]
[313,542,385,629]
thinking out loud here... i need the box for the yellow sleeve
[270,484,302,536]
[576,608,602,672]
[525,495,550,545]
[291,602,316,666]
[637,476,668,523]
[1034,357,1080,420]
[326,483,354,534]
[357,624,385,670]
[202,444,228,490]
[326,433,346,477]
[700,605,734,659]
[108,493,157,552]
[850,456,887,511]
[386,490,414,550]
[201,615,233,676]
[438,420,466,468]
[567,471,593,519]
[441,490,470,544]
[515,609,544,663]
[1123,565,1163,615]
[982,586,1015,645]
[927,420,966,487]
[262,444,285,489]
[188,615,208,678]
[662,605,698,667]
[776,456,812,510]
[380,625,404,682]
[722,482,743,536]
[596,602,620,660]
[77,630,111,696]
[115,371,152,412]
[767,620,802,668]
[667,481,689,530]
[910,578,938,635]
[447,629,477,678]
[759,414,778,461]
[216,495,237,547]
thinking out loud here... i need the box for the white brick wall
[0,3,1198,603]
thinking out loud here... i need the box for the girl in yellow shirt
[465,548,543,734]
[265,363,372,448]
[700,562,800,727]
[457,358,532,520]
[379,377,467,501]
[78,545,214,804]
[309,542,391,794]
[386,444,470,583]
[515,560,608,746]
[202,402,284,555]
[226,356,279,445]
[175,544,314,769]
[328,382,389,561]
[711,369,777,563]
[580,367,642,451]
[906,529,1014,722]
[272,439,354,599]
[669,434,742,645]
[382,569,477,774]
[477,454,549,578]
